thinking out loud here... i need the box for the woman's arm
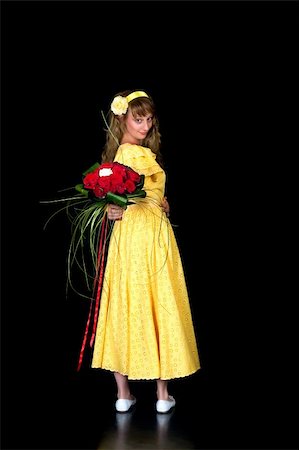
[107,196,170,221]
[107,204,124,220]
[161,196,170,217]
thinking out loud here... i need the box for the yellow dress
[91,143,200,380]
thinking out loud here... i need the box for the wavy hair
[101,90,164,167]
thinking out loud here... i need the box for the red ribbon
[90,216,108,347]
[77,215,109,371]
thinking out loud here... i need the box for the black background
[1,1,297,449]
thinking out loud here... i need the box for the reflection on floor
[3,364,296,450]
[98,408,195,450]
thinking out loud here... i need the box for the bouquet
[78,161,146,207]
[42,161,146,370]
[42,161,146,299]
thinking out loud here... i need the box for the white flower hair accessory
[110,96,128,116]
[110,91,149,116]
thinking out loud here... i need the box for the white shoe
[156,395,176,413]
[115,397,136,412]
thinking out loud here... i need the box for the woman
[91,90,200,413]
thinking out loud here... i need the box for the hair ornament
[110,91,149,116]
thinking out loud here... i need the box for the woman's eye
[135,117,152,124]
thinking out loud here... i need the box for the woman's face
[122,109,153,144]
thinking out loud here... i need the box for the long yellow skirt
[91,202,200,379]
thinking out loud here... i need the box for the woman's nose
[142,121,150,131]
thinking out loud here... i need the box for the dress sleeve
[114,144,163,177]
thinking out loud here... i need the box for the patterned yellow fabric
[91,143,200,379]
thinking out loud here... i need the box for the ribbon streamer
[76,214,108,371]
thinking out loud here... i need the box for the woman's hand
[107,204,124,220]
[162,196,170,217]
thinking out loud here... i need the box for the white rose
[111,96,128,115]
[99,168,113,177]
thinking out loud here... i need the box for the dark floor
[2,352,297,450]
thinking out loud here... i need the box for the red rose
[82,162,143,198]
[83,171,99,189]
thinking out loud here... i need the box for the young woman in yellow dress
[91,90,200,413]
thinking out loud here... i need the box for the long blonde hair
[101,90,164,167]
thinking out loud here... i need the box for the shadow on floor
[97,408,195,449]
